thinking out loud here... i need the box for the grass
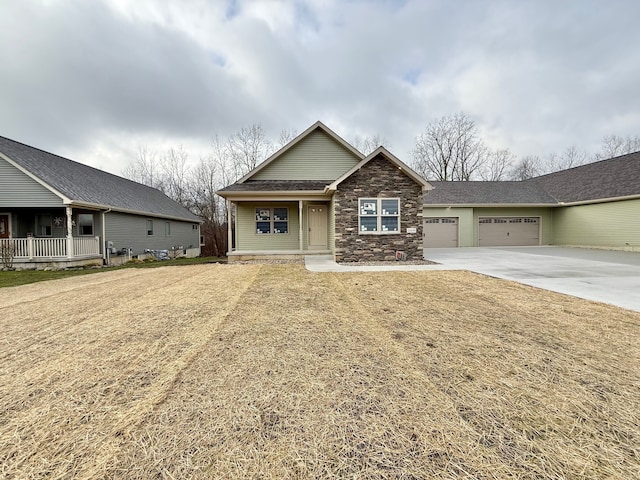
[1,264,639,479]
[0,256,224,288]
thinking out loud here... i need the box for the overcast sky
[1,0,639,176]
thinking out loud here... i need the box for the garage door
[424,217,458,247]
[478,217,540,246]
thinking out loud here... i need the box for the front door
[0,215,9,239]
[308,205,327,249]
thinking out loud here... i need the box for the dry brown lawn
[1,264,639,479]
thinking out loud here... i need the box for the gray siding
[104,211,200,255]
[251,130,360,180]
[553,199,640,248]
[0,157,64,207]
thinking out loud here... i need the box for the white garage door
[478,217,540,246]
[424,217,458,247]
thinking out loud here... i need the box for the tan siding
[0,157,64,206]
[473,207,554,246]
[252,130,360,180]
[236,202,300,251]
[553,199,640,248]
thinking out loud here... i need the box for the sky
[1,0,639,176]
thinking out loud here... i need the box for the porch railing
[1,236,100,260]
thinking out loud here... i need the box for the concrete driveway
[423,246,640,312]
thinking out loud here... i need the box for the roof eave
[423,203,558,208]
[556,193,640,206]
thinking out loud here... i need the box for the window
[146,219,154,236]
[165,221,171,236]
[36,215,52,237]
[255,207,288,234]
[359,198,399,233]
[77,214,94,236]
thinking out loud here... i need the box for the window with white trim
[255,207,288,234]
[146,219,154,236]
[165,221,171,236]
[77,214,94,236]
[359,198,400,233]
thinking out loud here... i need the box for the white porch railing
[1,236,100,260]
[73,237,100,256]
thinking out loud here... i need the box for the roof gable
[329,147,431,191]
[239,121,363,182]
[0,136,200,222]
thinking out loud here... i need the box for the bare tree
[593,134,640,160]
[161,145,190,205]
[352,133,390,156]
[276,128,298,149]
[122,145,163,189]
[478,148,516,181]
[543,145,588,173]
[226,124,274,177]
[510,155,542,180]
[411,112,488,181]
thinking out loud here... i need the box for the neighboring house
[218,121,640,260]
[0,136,202,269]
[423,152,640,249]
[217,121,430,262]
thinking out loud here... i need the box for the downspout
[102,208,111,264]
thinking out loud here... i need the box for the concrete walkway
[304,248,640,312]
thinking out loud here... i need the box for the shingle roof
[218,180,331,193]
[424,181,558,205]
[424,152,640,205]
[527,151,640,203]
[0,136,200,221]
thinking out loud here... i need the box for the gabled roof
[328,147,431,191]
[236,121,364,183]
[0,136,200,222]
[423,181,557,206]
[425,151,640,206]
[527,151,640,203]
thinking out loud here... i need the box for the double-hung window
[256,207,288,234]
[359,198,400,233]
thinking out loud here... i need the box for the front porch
[225,199,334,262]
[1,236,102,269]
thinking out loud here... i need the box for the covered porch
[225,198,333,261]
[0,206,103,269]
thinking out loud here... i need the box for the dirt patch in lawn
[1,265,639,479]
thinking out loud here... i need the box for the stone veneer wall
[334,154,423,261]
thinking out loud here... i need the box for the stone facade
[334,154,423,262]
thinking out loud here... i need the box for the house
[218,121,640,260]
[217,121,430,262]
[0,136,202,269]
[423,152,640,249]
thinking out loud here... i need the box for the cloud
[0,0,639,175]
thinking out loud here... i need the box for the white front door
[308,205,327,249]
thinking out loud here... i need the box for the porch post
[299,200,303,252]
[66,206,73,259]
[226,199,232,255]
